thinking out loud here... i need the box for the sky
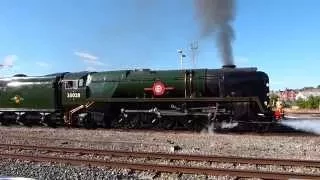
[0,0,320,91]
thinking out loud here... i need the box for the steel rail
[0,153,319,179]
[1,143,320,168]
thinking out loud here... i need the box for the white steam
[280,119,320,135]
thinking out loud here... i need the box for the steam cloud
[194,0,235,66]
[281,119,320,135]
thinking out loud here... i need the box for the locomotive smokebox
[222,64,236,69]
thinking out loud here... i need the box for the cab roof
[62,71,91,81]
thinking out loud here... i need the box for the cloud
[36,61,50,68]
[0,55,18,68]
[74,51,98,61]
[86,66,97,71]
[74,51,105,66]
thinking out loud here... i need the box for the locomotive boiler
[0,65,276,131]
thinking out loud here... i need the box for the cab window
[78,79,84,87]
[65,80,78,89]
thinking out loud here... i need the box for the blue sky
[0,0,320,91]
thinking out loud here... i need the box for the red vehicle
[274,107,285,120]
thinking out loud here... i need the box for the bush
[294,96,320,109]
[269,93,279,108]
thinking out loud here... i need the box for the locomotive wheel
[40,116,49,127]
[181,116,209,132]
[151,117,164,130]
[182,118,196,131]
[111,114,129,129]
[0,114,10,126]
[127,114,140,129]
[0,115,3,126]
[43,114,57,128]
[139,113,160,129]
[194,117,210,132]
[21,113,38,127]
[162,117,178,130]
[111,113,139,129]
[83,115,96,129]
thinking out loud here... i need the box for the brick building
[279,89,297,101]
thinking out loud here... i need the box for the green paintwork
[87,70,125,98]
[61,72,90,106]
[87,69,207,100]
[0,76,57,111]
[191,69,206,97]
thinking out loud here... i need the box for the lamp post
[177,49,186,70]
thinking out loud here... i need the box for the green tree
[294,96,320,109]
[269,93,279,108]
[295,98,306,108]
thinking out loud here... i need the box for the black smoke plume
[194,0,235,66]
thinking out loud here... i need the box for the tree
[295,98,306,108]
[294,96,320,109]
[269,93,279,108]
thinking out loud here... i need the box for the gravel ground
[0,159,239,180]
[0,126,320,179]
[0,126,319,160]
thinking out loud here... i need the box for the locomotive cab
[61,72,91,106]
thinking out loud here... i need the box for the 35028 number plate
[67,92,81,98]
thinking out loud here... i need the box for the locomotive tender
[0,65,276,131]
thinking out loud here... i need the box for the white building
[295,89,320,100]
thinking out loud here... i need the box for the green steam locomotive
[0,65,276,131]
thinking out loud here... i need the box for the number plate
[67,92,81,98]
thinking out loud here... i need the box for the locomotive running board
[88,97,267,113]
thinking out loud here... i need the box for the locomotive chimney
[222,64,236,69]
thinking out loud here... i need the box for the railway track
[0,143,319,179]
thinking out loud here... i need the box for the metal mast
[190,41,199,68]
